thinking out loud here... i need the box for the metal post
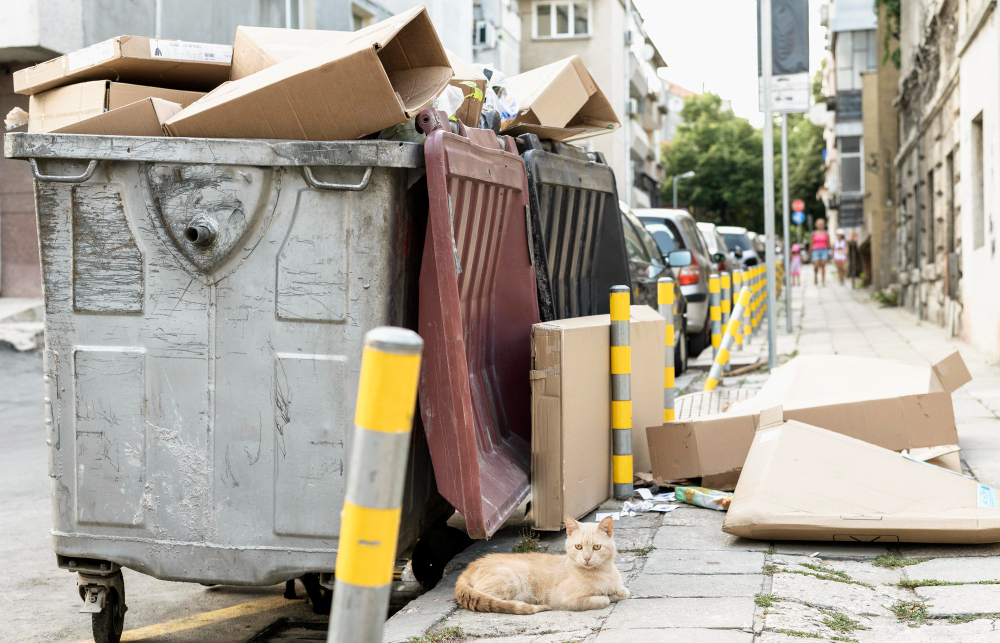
[761,0,778,370]
[610,285,633,500]
[720,272,731,372]
[658,277,675,422]
[704,287,752,391]
[781,114,792,333]
[709,274,722,364]
[328,327,424,643]
[624,1,632,208]
[673,175,679,209]
[732,270,744,352]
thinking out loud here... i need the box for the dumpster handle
[30,159,98,183]
[301,166,373,191]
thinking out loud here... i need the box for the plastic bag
[477,66,519,133]
[674,486,733,511]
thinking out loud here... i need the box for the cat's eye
[575,544,583,550]
[593,544,601,550]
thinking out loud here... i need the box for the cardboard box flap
[723,421,1000,543]
[52,98,181,137]
[15,36,231,96]
[933,352,972,393]
[731,353,971,412]
[231,26,353,80]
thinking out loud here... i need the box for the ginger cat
[455,516,629,614]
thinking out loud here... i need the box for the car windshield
[636,224,666,268]
[644,222,676,254]
[697,225,721,254]
[722,233,751,252]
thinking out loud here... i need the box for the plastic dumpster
[415,109,540,539]
[4,132,452,640]
[517,134,632,322]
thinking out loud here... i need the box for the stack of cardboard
[11,8,619,144]
[646,352,971,489]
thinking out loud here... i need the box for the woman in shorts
[833,229,849,285]
[810,219,831,286]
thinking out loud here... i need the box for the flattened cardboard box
[28,81,204,133]
[166,7,452,141]
[52,98,182,137]
[530,305,664,531]
[15,36,231,96]
[503,56,619,142]
[230,25,485,126]
[723,416,1000,544]
[646,352,971,489]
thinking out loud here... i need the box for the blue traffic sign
[792,210,805,225]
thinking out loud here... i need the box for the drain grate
[674,388,755,420]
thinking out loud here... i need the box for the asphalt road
[1,348,323,643]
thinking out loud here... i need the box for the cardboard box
[165,7,453,141]
[230,25,485,127]
[445,50,487,126]
[723,413,1000,543]
[530,305,664,531]
[27,81,204,133]
[646,352,971,489]
[52,98,182,137]
[502,56,619,141]
[15,36,231,96]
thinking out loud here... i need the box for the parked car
[635,208,726,358]
[620,204,691,373]
[717,225,761,267]
[697,222,739,276]
[747,231,767,258]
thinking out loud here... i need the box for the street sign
[792,199,805,212]
[757,0,810,114]
[792,210,805,225]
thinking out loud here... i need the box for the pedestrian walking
[810,218,831,286]
[833,229,848,285]
[790,243,802,286]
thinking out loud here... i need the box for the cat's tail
[454,572,550,615]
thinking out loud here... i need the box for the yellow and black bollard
[658,277,675,423]
[610,285,633,500]
[328,327,424,643]
[732,270,744,352]
[742,268,753,345]
[709,274,721,362]
[720,271,731,372]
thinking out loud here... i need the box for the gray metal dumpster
[4,132,452,642]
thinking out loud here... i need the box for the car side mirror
[711,252,727,264]
[668,250,692,267]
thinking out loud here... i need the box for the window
[352,3,374,30]
[835,30,877,92]
[637,224,666,267]
[972,112,985,249]
[839,136,862,193]
[621,215,650,263]
[645,222,677,254]
[534,2,590,38]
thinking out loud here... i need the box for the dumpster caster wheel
[300,573,331,614]
[91,586,126,643]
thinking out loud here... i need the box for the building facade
[819,0,880,234]
[519,0,666,207]
[473,0,522,75]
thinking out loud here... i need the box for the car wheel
[675,317,688,374]
[688,323,706,359]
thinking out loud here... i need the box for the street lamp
[672,171,695,209]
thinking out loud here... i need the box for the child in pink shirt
[790,243,802,286]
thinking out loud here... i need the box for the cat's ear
[598,516,614,537]
[565,516,579,535]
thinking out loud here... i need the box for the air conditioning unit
[626,98,640,116]
[474,19,497,48]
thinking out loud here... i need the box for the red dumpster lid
[416,109,540,539]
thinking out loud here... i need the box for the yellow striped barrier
[732,270,744,351]
[658,277,675,423]
[328,327,423,643]
[610,285,633,500]
[709,274,721,359]
[742,268,752,345]
[704,287,752,391]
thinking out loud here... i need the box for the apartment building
[519,0,667,207]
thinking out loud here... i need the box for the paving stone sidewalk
[386,269,1000,642]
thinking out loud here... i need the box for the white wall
[381,0,474,62]
[959,10,1000,357]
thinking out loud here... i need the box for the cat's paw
[609,587,630,602]
[590,595,612,609]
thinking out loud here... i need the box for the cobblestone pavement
[388,267,1000,642]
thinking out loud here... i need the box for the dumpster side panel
[418,116,538,538]
[523,149,632,322]
[17,139,449,586]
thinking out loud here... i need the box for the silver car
[697,222,740,276]
[717,226,762,268]
[637,209,726,358]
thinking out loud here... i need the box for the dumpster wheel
[89,575,126,643]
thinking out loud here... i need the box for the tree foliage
[661,93,764,229]
[874,0,901,69]
[661,92,826,236]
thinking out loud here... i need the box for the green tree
[661,93,764,229]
